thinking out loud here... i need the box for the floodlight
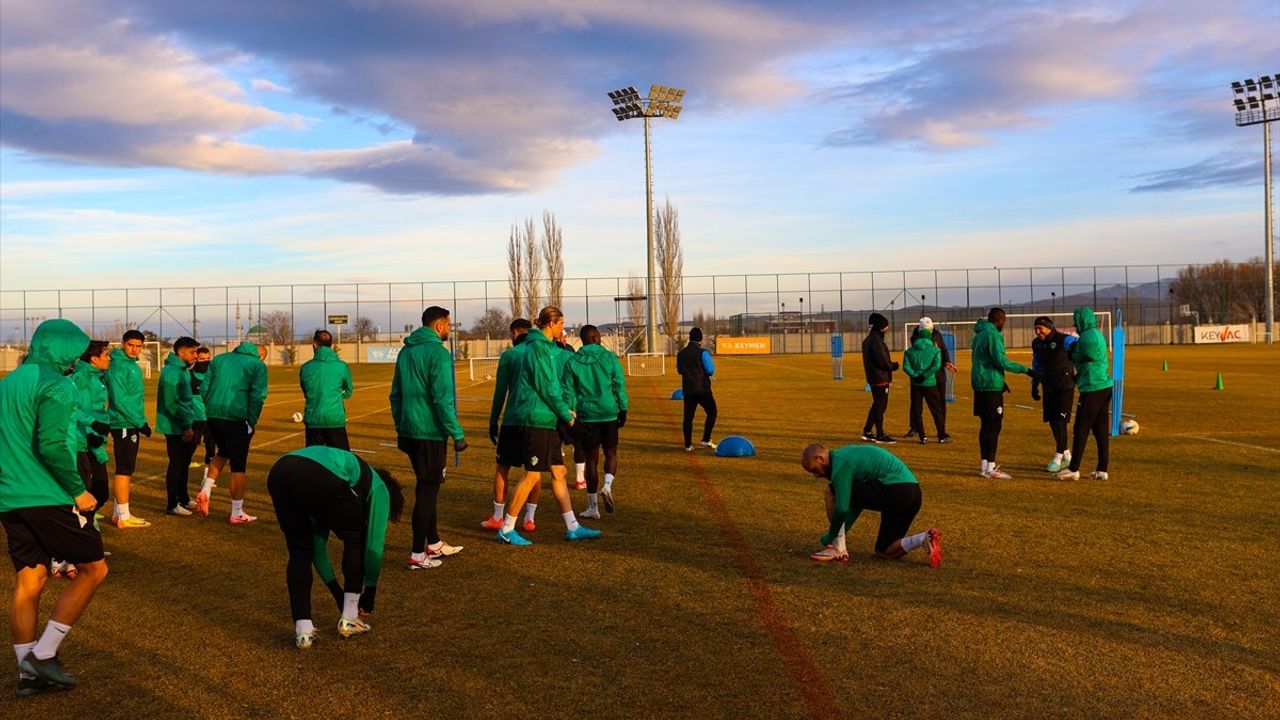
[1228,73,1279,345]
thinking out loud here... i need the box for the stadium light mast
[1232,73,1280,344]
[607,84,685,354]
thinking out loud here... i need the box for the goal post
[626,352,665,377]
[469,357,501,381]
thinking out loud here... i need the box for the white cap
[919,316,934,330]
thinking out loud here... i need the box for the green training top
[822,444,918,545]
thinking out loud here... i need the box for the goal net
[626,352,665,377]
[469,357,501,381]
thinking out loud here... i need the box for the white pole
[1263,118,1274,343]
[644,114,658,355]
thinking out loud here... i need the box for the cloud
[250,78,290,94]
[0,177,148,199]
[1129,156,1263,193]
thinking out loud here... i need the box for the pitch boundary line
[1179,435,1280,454]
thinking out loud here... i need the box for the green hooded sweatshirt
[191,362,208,422]
[490,339,530,428]
[902,329,942,388]
[202,342,269,426]
[0,319,91,511]
[300,346,354,428]
[155,352,195,436]
[72,359,111,464]
[510,328,574,430]
[1070,308,1113,393]
[389,327,463,441]
[821,445,918,546]
[106,346,146,429]
[564,343,629,423]
[282,446,391,587]
[970,319,1028,392]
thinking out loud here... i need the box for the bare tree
[626,273,645,350]
[655,197,684,343]
[542,210,564,308]
[523,216,542,319]
[1174,258,1276,324]
[354,316,378,342]
[258,310,295,346]
[472,307,511,338]
[507,225,524,318]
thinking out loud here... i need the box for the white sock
[604,473,614,490]
[491,502,504,521]
[1052,453,1063,464]
[575,462,586,481]
[981,460,991,473]
[410,551,427,562]
[14,642,36,678]
[562,510,580,532]
[502,514,517,533]
[117,502,130,519]
[901,530,930,553]
[587,493,598,511]
[835,527,847,554]
[201,476,215,494]
[295,619,315,636]
[342,593,360,620]
[524,503,537,522]
[231,499,243,516]
[32,620,71,660]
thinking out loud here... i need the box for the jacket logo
[996,406,1003,415]
[529,455,539,466]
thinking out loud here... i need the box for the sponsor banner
[366,346,401,363]
[716,336,771,355]
[1193,324,1250,344]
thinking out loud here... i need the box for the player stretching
[1,320,109,696]
[105,329,151,528]
[970,308,1034,479]
[495,306,601,546]
[198,341,269,523]
[300,330,354,450]
[564,325,628,518]
[266,447,404,649]
[484,318,542,532]
[391,306,467,570]
[800,443,941,567]
[1057,308,1114,481]
[1030,316,1077,472]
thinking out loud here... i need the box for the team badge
[530,455,539,466]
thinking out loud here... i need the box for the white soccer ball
[291,412,303,423]
[1120,419,1139,435]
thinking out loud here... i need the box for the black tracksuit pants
[909,385,946,438]
[164,434,198,511]
[864,385,889,436]
[682,392,717,446]
[1069,388,1112,473]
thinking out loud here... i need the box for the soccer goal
[626,352,665,377]
[469,357,501,381]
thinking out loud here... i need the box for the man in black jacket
[1030,316,1077,472]
[861,313,897,444]
[676,327,717,451]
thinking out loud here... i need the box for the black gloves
[890,361,900,371]
[90,421,110,435]
[455,438,469,453]
[1031,381,1041,402]
[325,579,344,611]
[189,377,202,394]
[359,586,376,615]
[139,423,152,438]
[617,409,628,428]
[489,423,499,445]
[87,434,105,449]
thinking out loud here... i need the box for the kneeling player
[266,447,404,649]
[800,443,941,567]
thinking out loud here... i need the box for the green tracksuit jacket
[191,363,208,422]
[821,445,918,546]
[105,346,146,429]
[0,319,91,511]
[72,359,111,464]
[564,343,629,423]
[389,327,463,441]
[155,352,196,436]
[1070,308,1114,393]
[490,338,530,428]
[970,319,1028,392]
[509,329,574,430]
[300,346,354,428]
[902,332,942,388]
[202,342,269,426]
[286,446,390,588]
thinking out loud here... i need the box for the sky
[1,0,1278,294]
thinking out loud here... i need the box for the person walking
[564,325,628,518]
[676,327,717,451]
[198,341,269,522]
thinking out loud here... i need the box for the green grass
[4,345,1279,718]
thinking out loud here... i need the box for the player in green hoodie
[300,330,354,450]
[564,325,628,518]
[1056,307,1114,481]
[71,341,113,516]
[190,346,214,481]
[105,329,151,528]
[902,328,945,443]
[970,308,1034,479]
[391,306,467,569]
[156,338,199,516]
[483,318,542,532]
[198,341,269,523]
[0,319,109,696]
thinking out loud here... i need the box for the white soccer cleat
[700,440,717,450]
[337,616,371,638]
[984,466,1012,480]
[1055,469,1080,481]
[407,554,443,570]
[580,507,601,520]
[295,632,315,650]
[809,545,849,563]
[1089,471,1109,480]
[426,542,463,559]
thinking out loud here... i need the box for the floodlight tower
[1231,73,1280,344]
[607,84,685,353]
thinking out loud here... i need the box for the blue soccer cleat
[497,528,532,546]
[565,525,602,542]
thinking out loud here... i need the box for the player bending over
[800,443,941,567]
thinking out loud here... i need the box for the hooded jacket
[902,331,942,388]
[287,446,391,589]
[861,329,896,386]
[191,360,209,422]
[490,335,530,428]
[300,346,354,428]
[72,359,111,464]
[1070,308,1113,393]
[509,328,574,430]
[0,319,91,511]
[1031,330,1077,391]
[202,342,269,426]
[970,319,1028,392]
[389,327,463,441]
[106,346,146,429]
[155,352,196,436]
[564,343,629,423]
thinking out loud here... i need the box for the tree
[543,210,564,308]
[655,197,684,342]
[472,307,511,339]
[258,310,294,345]
[626,273,645,351]
[1173,258,1275,324]
[522,216,542,320]
[354,316,378,342]
[507,225,524,319]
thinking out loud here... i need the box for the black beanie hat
[689,327,703,342]
[1033,316,1055,330]
[868,313,889,331]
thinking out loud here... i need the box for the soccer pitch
[4,345,1278,718]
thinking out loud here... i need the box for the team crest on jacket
[529,455,539,466]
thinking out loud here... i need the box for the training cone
[1161,358,1168,371]
[670,388,684,400]
[714,436,756,458]
[1213,373,1224,391]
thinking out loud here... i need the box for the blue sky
[1,0,1278,293]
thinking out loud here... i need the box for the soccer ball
[291,412,303,423]
[1120,419,1139,435]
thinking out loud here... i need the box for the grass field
[3,344,1279,719]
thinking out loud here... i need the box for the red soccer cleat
[522,519,537,533]
[925,528,942,568]
[480,517,503,531]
